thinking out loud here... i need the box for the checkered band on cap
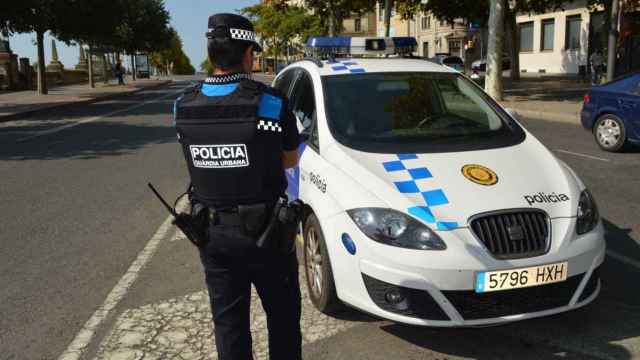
[229,28,256,42]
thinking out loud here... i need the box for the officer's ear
[242,45,254,73]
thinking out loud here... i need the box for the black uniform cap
[206,13,262,52]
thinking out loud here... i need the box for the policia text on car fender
[169,13,302,360]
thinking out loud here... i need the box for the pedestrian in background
[115,60,125,85]
[172,13,302,360]
[590,49,604,85]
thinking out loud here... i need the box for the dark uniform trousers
[198,224,303,360]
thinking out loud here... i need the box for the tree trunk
[607,0,619,81]
[506,7,520,81]
[88,46,95,88]
[130,54,137,81]
[486,0,505,100]
[36,30,47,95]
[102,53,109,84]
[328,3,336,37]
[384,0,392,37]
[274,44,279,74]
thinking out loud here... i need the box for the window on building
[421,16,431,30]
[519,21,534,52]
[565,15,582,50]
[449,40,461,57]
[378,3,384,21]
[541,18,555,51]
[355,18,362,32]
[422,41,429,57]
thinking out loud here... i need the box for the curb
[0,80,172,123]
[512,109,580,124]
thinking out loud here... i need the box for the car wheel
[594,114,627,152]
[303,213,342,314]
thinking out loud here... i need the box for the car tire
[303,213,342,315]
[594,114,627,152]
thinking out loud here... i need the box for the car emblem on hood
[462,164,498,186]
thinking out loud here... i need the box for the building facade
[373,3,472,60]
[342,12,378,37]
[516,1,593,74]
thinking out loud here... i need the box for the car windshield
[322,72,525,153]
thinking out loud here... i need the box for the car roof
[294,57,458,77]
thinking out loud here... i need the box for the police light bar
[306,36,417,57]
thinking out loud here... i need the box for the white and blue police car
[276,36,604,326]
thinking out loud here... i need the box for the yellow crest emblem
[461,164,498,186]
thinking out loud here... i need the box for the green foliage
[149,27,194,75]
[304,0,376,35]
[200,59,213,75]
[243,2,324,61]
[114,0,172,53]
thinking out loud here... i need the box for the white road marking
[556,149,610,162]
[57,200,188,360]
[17,87,187,142]
[607,250,640,271]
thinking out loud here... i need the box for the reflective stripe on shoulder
[201,83,239,97]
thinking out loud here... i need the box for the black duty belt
[209,210,243,226]
[207,202,276,227]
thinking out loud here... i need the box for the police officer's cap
[206,13,262,52]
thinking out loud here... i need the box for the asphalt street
[0,77,639,360]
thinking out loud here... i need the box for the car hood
[326,135,581,229]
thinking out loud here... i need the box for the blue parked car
[581,72,640,151]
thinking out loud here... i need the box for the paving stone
[95,272,357,360]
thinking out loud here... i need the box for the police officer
[173,13,302,360]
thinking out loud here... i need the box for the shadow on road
[0,120,177,161]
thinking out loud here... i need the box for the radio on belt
[305,36,417,58]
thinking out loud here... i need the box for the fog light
[385,290,405,304]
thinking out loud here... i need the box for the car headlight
[347,208,446,250]
[576,189,599,235]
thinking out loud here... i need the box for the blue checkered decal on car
[328,60,366,73]
[382,154,459,231]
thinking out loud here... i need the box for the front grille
[470,210,550,259]
[444,273,583,320]
[362,274,449,321]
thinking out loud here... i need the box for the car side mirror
[504,108,519,120]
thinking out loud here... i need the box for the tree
[393,0,572,95]
[304,0,376,36]
[486,0,505,99]
[112,0,172,80]
[149,27,194,75]
[2,1,78,94]
[201,59,213,75]
[54,0,127,88]
[243,3,323,71]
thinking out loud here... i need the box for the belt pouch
[238,203,268,237]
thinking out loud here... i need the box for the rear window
[322,72,525,153]
[443,57,463,66]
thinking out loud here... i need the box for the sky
[6,0,259,71]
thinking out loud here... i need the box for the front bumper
[322,213,605,327]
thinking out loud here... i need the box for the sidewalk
[0,77,172,121]
[499,77,589,124]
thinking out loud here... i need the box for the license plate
[475,261,568,293]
